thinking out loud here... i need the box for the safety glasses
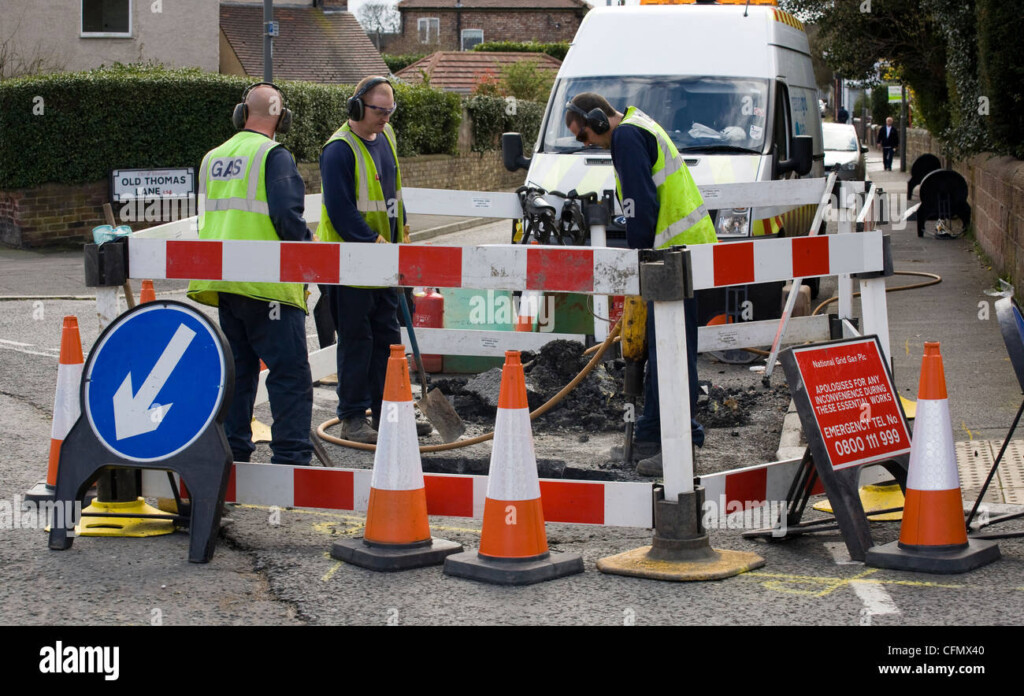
[365,103,398,116]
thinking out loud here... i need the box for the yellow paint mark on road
[320,552,343,582]
[747,569,962,597]
[962,422,974,440]
[905,339,910,356]
[431,524,482,535]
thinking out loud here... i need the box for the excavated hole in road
[425,340,790,480]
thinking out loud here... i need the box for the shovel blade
[416,388,465,443]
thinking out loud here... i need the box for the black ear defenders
[232,82,293,134]
[566,101,610,135]
[347,77,392,121]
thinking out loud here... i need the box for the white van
[504,0,825,320]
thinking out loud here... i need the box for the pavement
[1,148,1022,633]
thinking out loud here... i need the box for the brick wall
[957,155,1024,288]
[906,129,1024,289]
[905,127,948,169]
[1,182,108,248]
[389,9,582,54]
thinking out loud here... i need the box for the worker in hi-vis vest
[565,92,717,476]
[318,76,431,444]
[187,82,313,466]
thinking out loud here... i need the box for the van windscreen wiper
[677,145,760,154]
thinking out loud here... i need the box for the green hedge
[382,53,428,74]
[473,41,570,62]
[976,0,1024,159]
[465,95,545,153]
[0,64,462,189]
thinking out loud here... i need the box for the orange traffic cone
[866,342,1000,573]
[444,351,583,584]
[139,280,156,304]
[331,344,462,570]
[26,317,84,502]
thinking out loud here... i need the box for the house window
[461,29,483,51]
[418,17,439,44]
[81,0,132,38]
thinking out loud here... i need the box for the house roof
[395,51,561,95]
[398,0,588,10]
[220,3,388,85]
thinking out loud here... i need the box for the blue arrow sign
[84,302,228,462]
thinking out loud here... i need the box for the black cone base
[331,537,463,572]
[444,550,584,586]
[865,538,1000,574]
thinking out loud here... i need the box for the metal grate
[955,439,1024,505]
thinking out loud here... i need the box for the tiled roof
[398,0,588,10]
[395,51,561,95]
[220,4,388,85]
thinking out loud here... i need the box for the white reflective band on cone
[487,407,542,501]
[906,398,960,491]
[371,401,425,491]
[51,363,83,439]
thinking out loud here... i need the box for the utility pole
[263,0,277,82]
[900,84,907,172]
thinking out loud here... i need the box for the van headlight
[716,208,751,238]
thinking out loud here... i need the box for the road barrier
[105,180,893,542]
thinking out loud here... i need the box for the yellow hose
[317,320,623,453]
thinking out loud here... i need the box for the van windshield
[542,76,770,154]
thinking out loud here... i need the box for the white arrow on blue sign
[84,302,228,462]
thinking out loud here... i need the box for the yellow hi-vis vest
[316,122,405,244]
[615,106,718,249]
[187,131,307,312]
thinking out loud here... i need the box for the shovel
[398,290,466,443]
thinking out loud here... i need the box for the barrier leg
[597,248,765,581]
[859,276,892,368]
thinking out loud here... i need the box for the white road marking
[0,342,60,358]
[825,542,900,620]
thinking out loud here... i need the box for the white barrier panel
[128,179,829,242]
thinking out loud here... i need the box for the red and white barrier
[142,464,654,528]
[128,239,642,295]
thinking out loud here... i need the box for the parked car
[822,122,867,181]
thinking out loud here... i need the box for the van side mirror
[502,133,531,172]
[776,135,813,177]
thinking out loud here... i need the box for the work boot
[340,418,378,444]
[371,416,433,438]
[636,445,698,478]
[636,452,663,477]
[608,440,660,463]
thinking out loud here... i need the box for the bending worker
[318,76,430,443]
[565,93,717,476]
[188,82,313,466]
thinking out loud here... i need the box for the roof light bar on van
[639,1,778,6]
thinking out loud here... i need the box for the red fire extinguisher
[412,288,444,373]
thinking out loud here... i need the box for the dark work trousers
[634,297,705,448]
[882,146,896,171]
[217,292,313,465]
[328,285,400,423]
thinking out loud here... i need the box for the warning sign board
[788,337,911,471]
